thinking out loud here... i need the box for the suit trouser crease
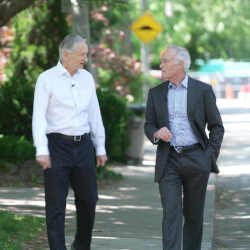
[44,134,98,250]
[159,149,209,250]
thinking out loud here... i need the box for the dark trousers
[159,147,210,250]
[44,133,98,250]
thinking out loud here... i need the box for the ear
[63,50,69,59]
[179,60,184,69]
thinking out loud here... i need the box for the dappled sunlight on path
[213,98,250,250]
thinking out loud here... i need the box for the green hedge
[97,89,130,162]
[0,0,131,166]
[0,89,130,163]
[0,210,45,250]
[0,135,35,163]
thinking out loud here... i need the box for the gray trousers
[159,147,209,250]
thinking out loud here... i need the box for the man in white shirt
[32,34,107,250]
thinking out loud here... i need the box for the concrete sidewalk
[0,137,216,250]
[212,99,250,250]
[87,138,216,250]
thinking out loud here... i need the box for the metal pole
[62,0,93,74]
[71,0,93,74]
[141,0,150,103]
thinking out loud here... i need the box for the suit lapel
[187,77,195,117]
[157,82,169,126]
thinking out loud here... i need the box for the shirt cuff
[96,146,106,156]
[153,137,160,144]
[36,146,49,156]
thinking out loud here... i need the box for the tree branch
[0,0,35,27]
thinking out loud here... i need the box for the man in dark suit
[144,45,224,250]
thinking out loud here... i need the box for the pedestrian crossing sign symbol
[131,11,163,44]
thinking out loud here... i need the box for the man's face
[64,42,88,71]
[160,48,182,80]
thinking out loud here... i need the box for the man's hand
[36,155,51,170]
[154,126,172,143]
[96,155,107,167]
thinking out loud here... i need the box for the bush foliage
[0,135,35,163]
[0,210,45,250]
[97,89,130,161]
[0,0,69,140]
[0,0,131,163]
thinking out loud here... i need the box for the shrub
[0,135,35,163]
[0,0,69,140]
[0,90,130,164]
[0,0,131,163]
[0,210,45,249]
[0,80,34,140]
[97,89,130,162]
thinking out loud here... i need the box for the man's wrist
[36,146,49,156]
[96,146,106,156]
[153,137,160,144]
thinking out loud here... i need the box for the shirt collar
[56,61,69,76]
[56,61,80,77]
[168,74,188,89]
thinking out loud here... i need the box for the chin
[161,74,168,80]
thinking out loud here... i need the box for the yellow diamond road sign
[131,11,163,44]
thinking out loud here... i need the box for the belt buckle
[74,135,81,142]
[175,146,183,154]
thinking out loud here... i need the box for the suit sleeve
[144,89,159,145]
[204,85,224,157]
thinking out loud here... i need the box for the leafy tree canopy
[0,0,35,27]
[128,0,250,69]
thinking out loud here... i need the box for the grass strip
[0,210,45,250]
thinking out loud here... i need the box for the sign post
[131,11,162,102]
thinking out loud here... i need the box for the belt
[48,133,89,142]
[169,143,200,154]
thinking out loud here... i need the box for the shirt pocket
[77,88,92,111]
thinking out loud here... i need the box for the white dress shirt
[32,61,106,156]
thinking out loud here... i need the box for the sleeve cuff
[96,146,106,156]
[153,137,160,144]
[36,146,49,156]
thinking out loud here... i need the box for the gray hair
[167,45,191,71]
[59,34,87,61]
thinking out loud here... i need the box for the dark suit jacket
[144,77,224,182]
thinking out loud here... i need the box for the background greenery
[0,210,45,250]
[0,135,35,163]
[1,0,250,168]
[0,0,133,165]
[97,89,130,162]
[128,0,250,69]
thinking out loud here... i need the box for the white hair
[59,34,86,61]
[167,45,191,71]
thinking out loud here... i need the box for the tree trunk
[71,0,93,74]
[120,11,133,56]
[0,0,35,27]
[62,0,94,75]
